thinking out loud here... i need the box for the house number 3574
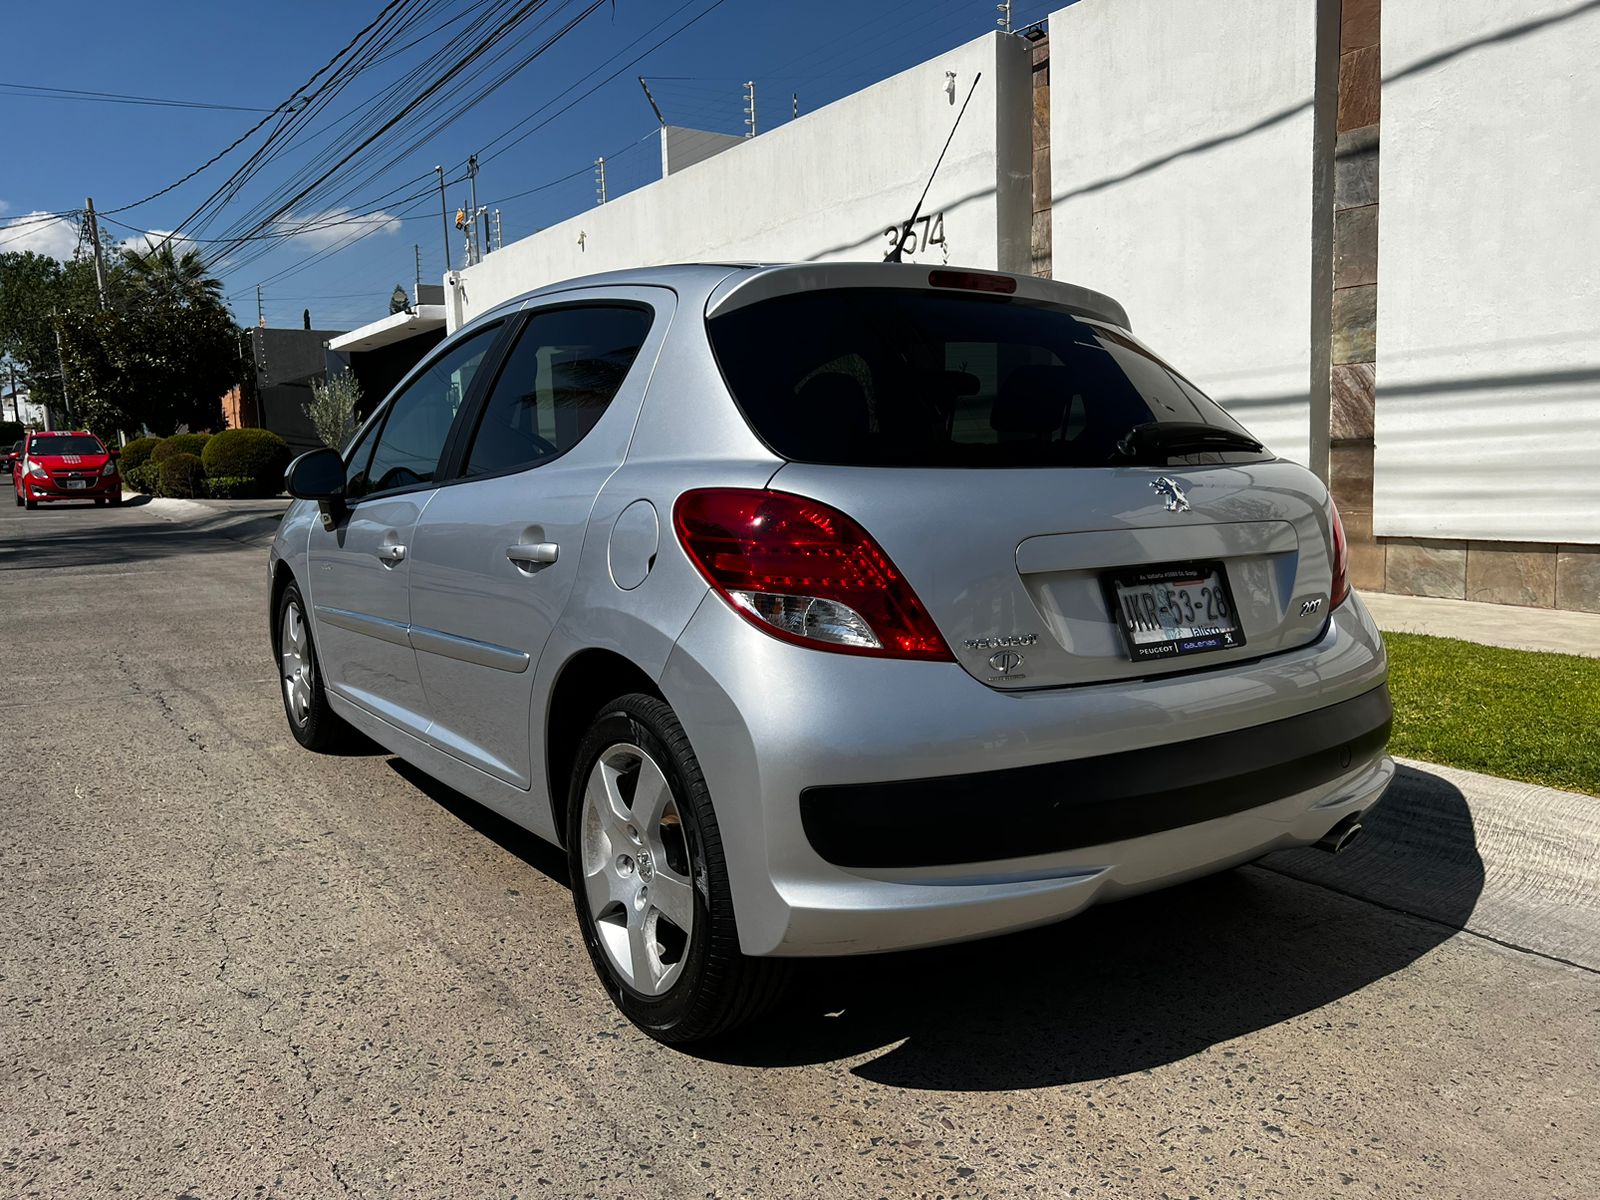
[883,212,947,257]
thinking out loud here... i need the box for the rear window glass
[706,289,1269,468]
[29,435,105,456]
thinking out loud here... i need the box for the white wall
[1049,0,1319,466]
[449,32,1032,329]
[1375,0,1600,544]
[660,125,742,175]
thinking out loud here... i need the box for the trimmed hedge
[151,432,211,463]
[124,462,162,494]
[204,475,265,499]
[158,452,207,499]
[202,428,289,494]
[118,436,162,473]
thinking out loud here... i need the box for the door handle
[507,542,559,567]
[376,543,407,564]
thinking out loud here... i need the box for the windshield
[707,289,1271,468]
[29,435,106,457]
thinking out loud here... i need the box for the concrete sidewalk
[1268,756,1600,971]
[1362,590,1600,657]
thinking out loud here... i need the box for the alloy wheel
[280,601,314,727]
[580,742,697,997]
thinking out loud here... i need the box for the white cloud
[275,207,402,250]
[0,210,79,260]
[116,229,198,259]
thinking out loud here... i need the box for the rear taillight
[673,488,953,661]
[1329,498,1350,608]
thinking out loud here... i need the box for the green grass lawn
[1383,632,1600,796]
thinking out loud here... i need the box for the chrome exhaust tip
[1313,816,1364,854]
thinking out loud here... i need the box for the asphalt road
[3,496,1597,1199]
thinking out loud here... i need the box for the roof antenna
[885,71,982,263]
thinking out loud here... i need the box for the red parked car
[12,430,122,509]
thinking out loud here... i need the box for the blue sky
[1,0,1055,332]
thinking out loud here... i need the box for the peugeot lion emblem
[988,649,1024,675]
[1151,475,1190,513]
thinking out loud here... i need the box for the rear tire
[275,581,351,752]
[566,693,786,1043]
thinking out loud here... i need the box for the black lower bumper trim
[799,684,1392,868]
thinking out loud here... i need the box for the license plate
[64,479,86,490]
[1104,561,1246,662]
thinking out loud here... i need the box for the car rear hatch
[706,266,1339,690]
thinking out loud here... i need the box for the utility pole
[996,0,1012,33]
[594,157,607,205]
[84,197,109,309]
[256,284,265,328]
[435,165,452,273]
[53,316,72,427]
[468,155,489,261]
[5,355,18,423]
[743,81,757,137]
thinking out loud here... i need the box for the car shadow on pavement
[385,751,1483,1089]
[692,763,1484,1089]
[389,758,570,883]
[0,510,279,569]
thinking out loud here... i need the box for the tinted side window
[343,417,382,496]
[463,305,652,477]
[355,326,498,498]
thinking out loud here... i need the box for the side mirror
[109,447,120,458]
[284,448,347,528]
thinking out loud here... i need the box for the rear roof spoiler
[705,262,1131,330]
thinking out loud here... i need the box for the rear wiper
[1110,421,1263,464]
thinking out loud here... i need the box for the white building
[340,1,1598,613]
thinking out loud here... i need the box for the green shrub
[201,428,289,493]
[158,452,206,499]
[151,432,212,463]
[118,436,162,473]
[124,462,163,494]
[203,475,266,499]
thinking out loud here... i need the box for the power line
[101,0,420,216]
[0,81,275,112]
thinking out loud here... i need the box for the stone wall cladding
[1328,0,1383,608]
[1030,36,1052,278]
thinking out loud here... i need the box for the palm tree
[121,238,224,306]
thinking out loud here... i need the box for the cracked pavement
[2,497,1597,1199]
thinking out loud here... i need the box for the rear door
[405,290,669,786]
[709,281,1338,690]
[307,324,502,734]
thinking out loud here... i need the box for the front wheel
[567,694,785,1043]
[275,582,351,751]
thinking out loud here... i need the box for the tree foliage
[0,250,101,416]
[0,239,239,438]
[306,368,363,450]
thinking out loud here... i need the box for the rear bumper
[800,684,1391,868]
[661,591,1392,957]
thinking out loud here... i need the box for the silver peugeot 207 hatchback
[269,262,1393,1042]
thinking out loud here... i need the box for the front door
[406,294,668,788]
[307,322,503,736]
